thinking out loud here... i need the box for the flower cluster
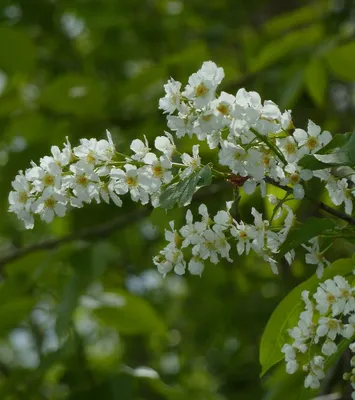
[154,202,296,276]
[8,131,181,229]
[8,60,355,278]
[282,275,355,394]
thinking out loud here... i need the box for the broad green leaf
[56,274,83,337]
[278,217,336,258]
[91,242,116,280]
[94,290,166,335]
[298,132,352,170]
[251,25,323,73]
[260,258,354,377]
[40,75,106,116]
[326,42,355,81]
[0,26,36,74]
[279,69,304,109]
[305,58,327,107]
[263,4,327,36]
[159,165,212,209]
[0,297,36,335]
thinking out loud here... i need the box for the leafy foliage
[1,1,355,399]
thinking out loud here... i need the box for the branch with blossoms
[8,61,355,396]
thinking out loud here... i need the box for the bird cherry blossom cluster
[8,61,355,279]
[282,275,355,396]
[153,202,296,276]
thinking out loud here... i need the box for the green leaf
[56,274,83,337]
[298,132,352,170]
[326,42,355,81]
[0,297,36,335]
[159,165,212,209]
[305,58,327,107]
[0,26,36,74]
[40,75,106,116]
[263,4,327,36]
[251,25,323,73]
[260,258,354,377]
[94,290,166,336]
[278,217,336,258]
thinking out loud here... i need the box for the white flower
[154,133,176,158]
[180,145,201,179]
[286,360,299,374]
[304,374,320,389]
[193,108,222,138]
[302,238,330,278]
[261,100,281,120]
[218,141,247,176]
[321,339,338,356]
[188,257,204,276]
[110,164,151,204]
[284,163,312,200]
[277,136,303,163]
[74,135,114,164]
[63,161,100,206]
[182,61,224,108]
[31,188,67,223]
[159,78,182,114]
[230,221,256,255]
[293,120,332,154]
[143,153,172,185]
[192,228,230,264]
[167,105,195,138]
[130,136,155,162]
[281,344,296,362]
[26,162,62,192]
[316,317,341,341]
[327,177,353,215]
[180,209,206,248]
[210,91,235,121]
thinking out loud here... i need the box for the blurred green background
[0,0,355,399]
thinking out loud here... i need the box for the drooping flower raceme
[282,274,355,395]
[8,61,355,279]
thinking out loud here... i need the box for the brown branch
[0,208,150,270]
[264,176,355,226]
[0,182,228,270]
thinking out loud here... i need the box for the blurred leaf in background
[1,0,355,399]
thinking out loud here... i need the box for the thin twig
[0,182,228,270]
[0,208,150,270]
[264,176,355,226]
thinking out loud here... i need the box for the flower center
[126,176,137,186]
[285,142,297,155]
[86,152,96,164]
[19,191,28,203]
[152,165,163,178]
[76,175,88,187]
[327,319,338,330]
[217,103,229,115]
[202,113,213,122]
[239,231,247,239]
[326,293,335,303]
[234,152,243,160]
[44,197,56,209]
[195,83,209,98]
[263,155,271,167]
[289,173,300,185]
[306,136,319,150]
[42,174,54,186]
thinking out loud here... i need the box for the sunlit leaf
[305,58,327,107]
[260,258,354,377]
[326,42,355,81]
[94,290,166,336]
